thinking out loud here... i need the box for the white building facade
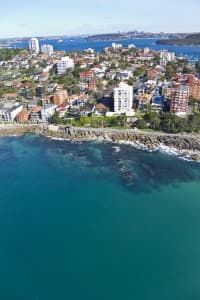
[160,50,175,67]
[112,43,123,50]
[41,44,54,56]
[1,105,23,122]
[114,82,133,113]
[57,57,74,75]
[29,38,40,54]
[41,105,57,122]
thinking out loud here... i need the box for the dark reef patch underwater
[4,134,199,194]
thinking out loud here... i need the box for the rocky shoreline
[39,125,200,162]
[1,124,200,162]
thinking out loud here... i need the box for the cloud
[17,24,32,29]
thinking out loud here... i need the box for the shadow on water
[4,134,200,194]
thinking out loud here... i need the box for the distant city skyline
[0,0,199,38]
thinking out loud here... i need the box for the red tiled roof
[32,106,42,113]
[2,93,17,98]
[96,103,106,110]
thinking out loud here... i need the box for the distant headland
[157,33,200,46]
[86,31,187,41]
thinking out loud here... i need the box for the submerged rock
[191,154,200,162]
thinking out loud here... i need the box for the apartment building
[185,75,200,100]
[53,90,68,106]
[114,82,133,113]
[29,38,40,54]
[29,106,42,123]
[41,105,57,122]
[41,44,54,56]
[57,57,74,75]
[160,50,175,67]
[170,86,189,116]
[80,71,95,82]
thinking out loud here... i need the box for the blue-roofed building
[151,95,164,111]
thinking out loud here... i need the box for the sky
[0,0,199,38]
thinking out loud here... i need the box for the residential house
[16,110,31,123]
[29,106,42,123]
[41,105,57,122]
[1,104,23,122]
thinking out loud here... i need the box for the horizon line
[0,30,200,40]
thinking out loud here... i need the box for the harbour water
[8,37,200,62]
[1,135,200,299]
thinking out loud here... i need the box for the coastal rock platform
[1,124,200,161]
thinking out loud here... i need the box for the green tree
[188,113,200,132]
[160,113,174,132]
[165,62,177,80]
[0,48,23,61]
[50,112,63,124]
[195,61,200,73]
[183,64,191,74]
[134,66,146,77]
[136,118,147,129]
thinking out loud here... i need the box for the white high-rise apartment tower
[29,38,40,54]
[114,82,133,113]
[41,44,54,56]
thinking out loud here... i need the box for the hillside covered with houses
[1,39,200,133]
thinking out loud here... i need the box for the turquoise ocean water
[0,135,200,299]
